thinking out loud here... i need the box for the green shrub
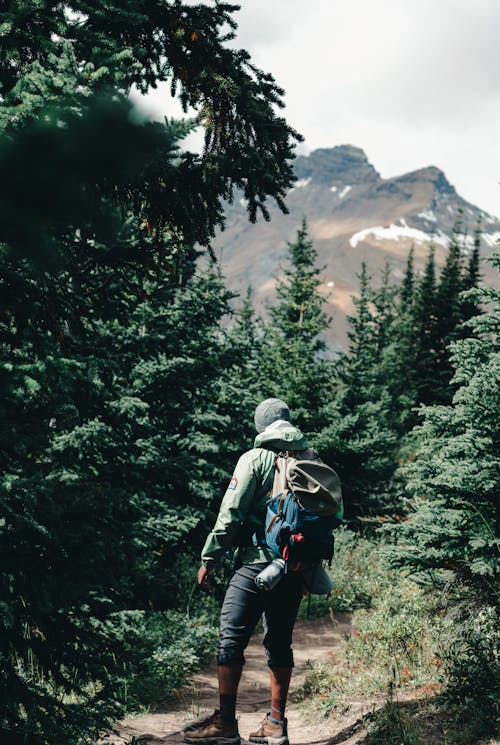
[299,526,403,618]
[108,609,218,709]
[299,531,442,716]
[362,695,498,745]
[345,576,441,691]
[328,527,391,611]
[439,606,499,733]
[363,695,420,745]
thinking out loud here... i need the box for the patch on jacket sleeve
[228,477,238,490]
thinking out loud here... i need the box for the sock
[219,693,236,721]
[269,700,286,724]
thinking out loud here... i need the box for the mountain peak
[294,145,380,187]
[216,144,499,350]
[393,165,456,195]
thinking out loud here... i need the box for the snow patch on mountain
[483,231,500,248]
[339,185,352,199]
[418,209,437,223]
[350,220,449,249]
[330,186,338,193]
[292,177,311,190]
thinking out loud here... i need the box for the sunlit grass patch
[363,695,499,745]
[298,529,443,715]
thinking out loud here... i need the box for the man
[183,398,308,745]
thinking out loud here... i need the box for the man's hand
[197,564,213,590]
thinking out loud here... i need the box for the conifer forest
[0,3,498,744]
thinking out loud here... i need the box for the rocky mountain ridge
[215,145,500,348]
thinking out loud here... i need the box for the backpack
[259,448,342,567]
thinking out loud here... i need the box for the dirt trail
[103,613,375,745]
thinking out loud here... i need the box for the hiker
[183,398,331,745]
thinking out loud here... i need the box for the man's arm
[198,450,260,584]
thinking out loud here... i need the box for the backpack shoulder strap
[272,452,287,498]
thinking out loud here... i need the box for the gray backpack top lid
[274,448,342,516]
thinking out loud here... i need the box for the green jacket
[201,423,308,567]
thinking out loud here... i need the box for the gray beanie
[254,398,291,433]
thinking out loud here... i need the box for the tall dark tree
[215,287,267,446]
[391,247,421,430]
[259,220,333,433]
[412,244,440,405]
[410,217,483,407]
[318,228,485,517]
[433,215,466,398]
[400,245,415,311]
[0,3,302,742]
[460,220,482,323]
[317,264,400,516]
[386,255,500,728]
[0,1,301,246]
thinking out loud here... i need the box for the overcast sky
[134,0,500,217]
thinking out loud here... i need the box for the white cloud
[231,0,500,216]
[132,0,500,216]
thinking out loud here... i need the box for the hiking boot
[248,714,288,745]
[183,710,240,745]
[182,711,219,733]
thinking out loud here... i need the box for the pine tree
[317,264,400,516]
[391,247,420,429]
[409,244,440,405]
[460,219,482,323]
[432,214,466,399]
[410,215,483,407]
[400,245,415,311]
[0,3,302,741]
[0,1,301,244]
[215,287,266,447]
[389,255,499,593]
[386,255,500,725]
[317,231,488,518]
[0,231,241,743]
[259,220,333,433]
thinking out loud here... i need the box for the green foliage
[0,2,302,742]
[300,530,498,742]
[213,287,268,455]
[345,580,440,692]
[0,249,237,742]
[318,230,485,516]
[299,531,442,717]
[111,609,219,708]
[0,1,301,239]
[259,219,334,434]
[362,699,498,745]
[439,606,499,731]
[317,264,402,515]
[382,255,500,738]
[387,256,500,600]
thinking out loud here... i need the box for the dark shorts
[217,563,304,669]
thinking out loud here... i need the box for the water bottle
[254,558,286,591]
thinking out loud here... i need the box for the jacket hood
[254,420,308,451]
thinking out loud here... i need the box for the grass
[363,696,499,745]
[298,528,443,713]
[297,528,499,744]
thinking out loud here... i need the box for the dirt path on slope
[103,612,374,745]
